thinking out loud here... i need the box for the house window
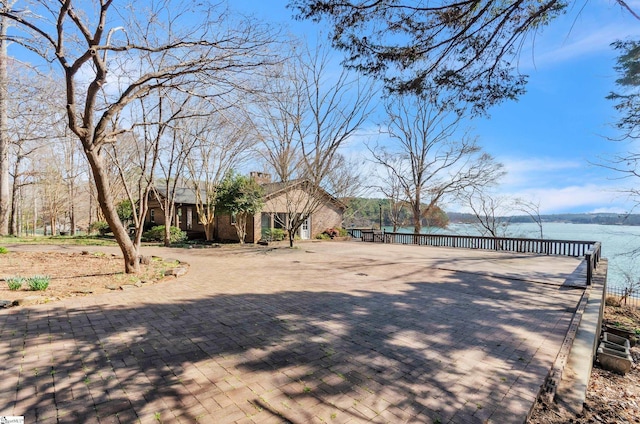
[186,207,193,230]
[261,212,271,229]
[274,213,287,229]
[150,209,155,223]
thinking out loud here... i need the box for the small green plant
[142,225,187,244]
[262,228,285,241]
[303,386,311,393]
[89,221,111,236]
[6,276,25,291]
[0,246,8,254]
[27,275,50,291]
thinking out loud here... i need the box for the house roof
[154,187,207,204]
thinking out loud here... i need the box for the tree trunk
[412,195,422,234]
[9,157,20,235]
[204,222,213,241]
[162,199,176,247]
[9,182,17,235]
[85,148,140,273]
[164,223,171,247]
[235,213,247,244]
[69,179,76,235]
[0,15,10,235]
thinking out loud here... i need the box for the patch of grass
[6,276,25,291]
[27,275,50,291]
[0,246,8,254]
[303,386,312,393]
[0,235,117,246]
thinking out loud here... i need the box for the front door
[300,217,310,240]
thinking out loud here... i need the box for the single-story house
[145,172,346,243]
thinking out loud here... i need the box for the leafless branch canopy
[371,93,504,233]
[1,0,280,272]
[256,41,374,245]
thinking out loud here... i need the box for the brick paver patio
[0,242,586,423]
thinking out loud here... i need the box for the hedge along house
[145,172,346,243]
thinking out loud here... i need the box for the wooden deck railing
[348,229,602,286]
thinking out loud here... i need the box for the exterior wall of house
[216,215,236,241]
[216,214,257,243]
[310,202,343,236]
[145,198,206,238]
[251,188,344,243]
[145,199,167,227]
[260,187,309,214]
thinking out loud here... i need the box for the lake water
[387,222,640,290]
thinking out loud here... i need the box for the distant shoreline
[447,212,640,227]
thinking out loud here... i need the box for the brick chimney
[249,171,272,185]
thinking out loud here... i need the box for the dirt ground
[0,250,179,306]
[1,249,638,422]
[529,305,640,424]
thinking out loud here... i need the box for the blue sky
[232,0,640,214]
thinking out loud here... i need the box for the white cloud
[518,4,640,70]
[486,155,638,213]
[512,184,624,213]
[499,156,584,187]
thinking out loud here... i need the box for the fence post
[585,251,593,286]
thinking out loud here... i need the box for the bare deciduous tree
[603,40,640,217]
[1,1,277,272]
[5,64,58,235]
[371,94,504,234]
[0,7,11,235]
[186,103,256,241]
[465,189,512,238]
[257,43,374,246]
[373,157,408,232]
[465,188,544,238]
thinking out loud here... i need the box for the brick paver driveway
[0,242,586,423]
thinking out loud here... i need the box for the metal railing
[348,229,602,285]
[606,285,640,308]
